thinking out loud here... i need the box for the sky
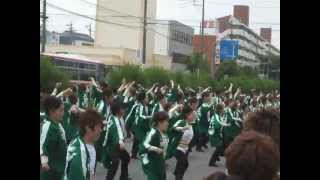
[41,0,280,49]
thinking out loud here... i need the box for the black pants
[174,150,189,180]
[197,133,209,149]
[209,145,224,165]
[106,148,130,180]
[131,136,139,158]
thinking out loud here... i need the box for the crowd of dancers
[40,78,280,180]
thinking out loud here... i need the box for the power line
[46,2,142,29]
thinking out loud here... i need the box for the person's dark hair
[202,92,210,99]
[156,93,165,101]
[99,81,108,90]
[79,109,103,137]
[181,105,193,119]
[188,97,198,105]
[215,103,224,113]
[43,96,63,115]
[79,83,87,92]
[111,101,125,116]
[243,109,280,148]
[137,91,146,102]
[225,131,280,180]
[164,103,172,112]
[203,171,227,180]
[153,111,169,126]
[102,88,113,98]
[69,94,78,105]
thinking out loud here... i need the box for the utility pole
[142,0,148,64]
[41,0,47,53]
[201,0,206,75]
[87,24,92,39]
[67,22,74,45]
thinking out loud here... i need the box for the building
[59,31,94,46]
[154,20,194,71]
[192,35,217,72]
[40,30,60,45]
[212,6,280,69]
[95,0,157,64]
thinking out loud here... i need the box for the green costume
[224,108,242,141]
[40,118,67,180]
[166,119,188,160]
[139,128,168,180]
[197,102,213,134]
[63,137,90,180]
[208,113,228,147]
[125,102,139,132]
[78,89,88,109]
[132,103,152,142]
[90,85,102,108]
[101,115,125,169]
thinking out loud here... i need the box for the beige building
[43,44,172,69]
[95,0,157,64]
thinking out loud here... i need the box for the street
[94,139,227,180]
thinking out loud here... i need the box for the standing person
[131,91,152,159]
[67,94,85,144]
[187,97,199,153]
[151,93,166,117]
[196,92,213,151]
[224,101,243,149]
[95,88,114,163]
[102,101,132,180]
[64,109,103,180]
[208,103,230,167]
[139,112,169,180]
[40,96,67,180]
[166,106,195,180]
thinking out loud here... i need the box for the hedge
[106,64,279,92]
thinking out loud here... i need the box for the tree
[40,55,71,92]
[186,53,210,73]
[215,61,240,80]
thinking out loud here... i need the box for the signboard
[220,40,239,61]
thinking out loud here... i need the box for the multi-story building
[154,20,194,71]
[192,35,217,72]
[95,0,157,64]
[213,5,280,68]
[59,31,94,46]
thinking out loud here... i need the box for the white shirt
[86,144,96,176]
[177,125,194,153]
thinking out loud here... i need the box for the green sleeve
[66,153,86,180]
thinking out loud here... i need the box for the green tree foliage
[40,55,70,93]
[186,53,210,73]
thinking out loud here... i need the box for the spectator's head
[182,105,195,123]
[102,88,113,104]
[202,92,210,102]
[79,109,103,143]
[153,111,169,132]
[225,131,280,180]
[243,109,280,148]
[203,171,227,180]
[43,96,64,121]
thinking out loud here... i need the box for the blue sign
[220,40,239,61]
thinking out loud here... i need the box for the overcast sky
[41,0,280,49]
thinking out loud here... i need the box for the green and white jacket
[63,137,90,180]
[224,108,242,139]
[197,102,213,133]
[102,115,126,168]
[40,118,67,174]
[208,113,229,147]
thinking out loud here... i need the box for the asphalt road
[94,139,227,180]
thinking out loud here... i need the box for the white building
[215,16,280,68]
[95,0,157,64]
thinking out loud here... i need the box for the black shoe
[196,148,204,152]
[203,144,208,149]
[120,177,132,180]
[209,161,218,167]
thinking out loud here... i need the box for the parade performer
[166,106,195,180]
[208,103,230,167]
[40,96,67,180]
[139,112,169,180]
[101,101,131,180]
[63,109,103,180]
